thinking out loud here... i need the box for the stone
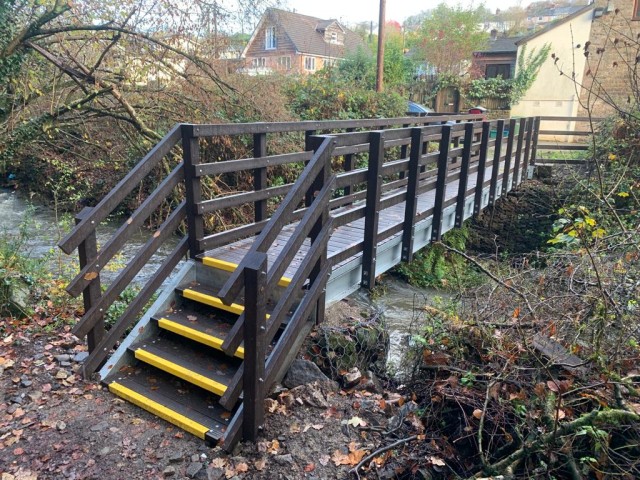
[341,367,362,389]
[10,396,23,405]
[186,462,203,478]
[98,447,112,457]
[54,354,71,363]
[167,451,183,463]
[20,376,32,388]
[73,352,89,363]
[206,467,225,480]
[358,371,383,393]
[273,454,295,466]
[60,361,72,367]
[90,421,109,432]
[283,360,338,391]
[163,466,176,477]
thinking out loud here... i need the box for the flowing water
[1,188,437,367]
[0,188,181,285]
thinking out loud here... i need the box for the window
[304,56,316,71]
[485,63,512,79]
[252,57,266,68]
[635,0,640,19]
[278,56,291,70]
[330,32,338,44]
[265,26,276,50]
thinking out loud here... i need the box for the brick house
[241,8,365,75]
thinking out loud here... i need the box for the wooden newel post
[182,125,204,258]
[243,251,268,442]
[75,207,104,355]
[253,133,268,222]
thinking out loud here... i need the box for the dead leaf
[319,454,330,466]
[289,423,300,433]
[254,458,267,471]
[210,458,226,468]
[84,272,98,281]
[472,409,483,420]
[547,381,559,393]
[235,462,249,473]
[346,416,366,428]
[13,447,24,455]
[304,463,315,472]
[428,456,446,466]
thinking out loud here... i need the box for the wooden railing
[534,115,603,165]
[57,114,484,377]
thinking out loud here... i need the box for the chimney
[490,29,498,40]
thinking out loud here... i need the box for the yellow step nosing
[108,381,209,439]
[201,256,292,287]
[157,318,245,359]
[134,349,227,396]
[182,289,270,319]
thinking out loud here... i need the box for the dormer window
[265,26,276,50]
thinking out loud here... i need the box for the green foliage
[409,4,488,76]
[0,206,50,315]
[284,70,405,120]
[396,226,480,289]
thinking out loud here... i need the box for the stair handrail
[216,135,337,305]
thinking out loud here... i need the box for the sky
[282,0,526,25]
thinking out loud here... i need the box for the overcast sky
[282,0,527,25]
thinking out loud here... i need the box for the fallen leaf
[13,447,24,455]
[472,409,483,419]
[428,456,446,466]
[236,462,249,473]
[254,458,267,471]
[346,416,366,428]
[304,463,315,472]
[210,458,226,468]
[318,454,330,466]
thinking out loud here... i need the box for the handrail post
[182,125,205,258]
[75,207,103,358]
[343,127,355,197]
[530,116,541,168]
[473,121,491,217]
[361,131,385,289]
[242,251,268,442]
[502,118,517,195]
[431,125,452,241]
[401,128,423,262]
[489,120,505,206]
[513,118,526,186]
[455,122,474,228]
[253,133,268,223]
[522,117,534,181]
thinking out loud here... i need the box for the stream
[1,188,438,366]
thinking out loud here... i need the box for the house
[510,4,594,137]
[512,0,640,131]
[472,32,524,80]
[526,5,587,29]
[241,8,365,75]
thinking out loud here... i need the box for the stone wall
[578,1,640,117]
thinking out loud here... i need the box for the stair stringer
[98,260,197,382]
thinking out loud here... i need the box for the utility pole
[376,0,385,92]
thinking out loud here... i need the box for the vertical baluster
[522,117,534,181]
[474,122,491,217]
[75,207,103,362]
[431,125,452,241]
[253,133,267,223]
[361,131,385,289]
[182,125,204,257]
[401,128,423,262]
[502,119,517,195]
[455,122,474,228]
[242,252,268,442]
[513,118,526,186]
[489,120,504,206]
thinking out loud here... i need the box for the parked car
[407,101,434,116]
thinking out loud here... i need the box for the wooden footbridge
[58,113,586,449]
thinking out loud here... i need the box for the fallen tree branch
[350,436,418,478]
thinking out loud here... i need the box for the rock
[283,360,338,391]
[60,361,72,367]
[186,462,203,478]
[73,352,89,363]
[20,376,32,388]
[206,467,225,480]
[90,421,109,432]
[54,354,71,363]
[190,454,200,462]
[98,447,112,457]
[273,454,295,466]
[166,451,183,463]
[56,421,67,431]
[358,371,383,393]
[342,367,362,389]
[10,395,23,405]
[163,466,176,477]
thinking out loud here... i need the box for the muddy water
[0,188,181,285]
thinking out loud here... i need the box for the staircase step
[129,336,239,396]
[108,365,234,443]
[177,283,272,318]
[200,256,292,287]
[153,307,245,359]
